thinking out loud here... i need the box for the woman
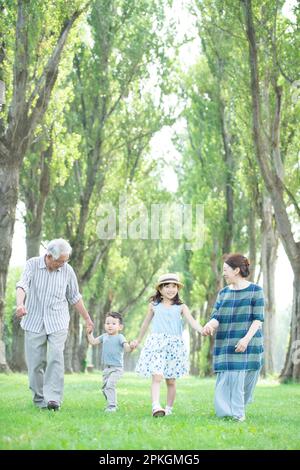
[202,253,264,422]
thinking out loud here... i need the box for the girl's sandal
[152,407,165,417]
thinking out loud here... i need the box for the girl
[131,273,203,417]
[202,253,264,422]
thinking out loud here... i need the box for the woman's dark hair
[105,311,123,325]
[149,283,183,305]
[223,253,250,278]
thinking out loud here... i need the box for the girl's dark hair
[149,283,183,305]
[223,253,250,278]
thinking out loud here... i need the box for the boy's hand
[130,339,139,350]
[86,325,94,335]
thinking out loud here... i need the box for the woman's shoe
[232,415,245,422]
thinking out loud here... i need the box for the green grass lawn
[0,372,299,450]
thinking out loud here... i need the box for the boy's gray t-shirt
[97,333,127,367]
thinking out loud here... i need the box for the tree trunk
[24,141,52,258]
[77,294,102,372]
[242,0,300,381]
[202,292,218,376]
[64,308,81,373]
[248,202,257,282]
[10,143,52,371]
[0,161,19,371]
[280,275,300,381]
[202,244,224,376]
[78,327,89,372]
[189,309,201,376]
[63,326,73,374]
[219,97,234,254]
[11,315,27,371]
[261,195,278,375]
[93,312,103,371]
[26,235,42,261]
[0,1,88,373]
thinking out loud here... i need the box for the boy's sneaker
[105,406,117,412]
[165,406,173,416]
[152,406,165,417]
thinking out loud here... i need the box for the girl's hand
[235,337,249,353]
[130,339,139,350]
[202,324,214,336]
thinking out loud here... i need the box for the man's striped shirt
[211,283,264,372]
[17,256,82,334]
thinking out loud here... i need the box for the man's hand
[85,317,94,333]
[235,337,249,353]
[16,304,27,318]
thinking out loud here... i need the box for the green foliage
[4,0,299,376]
[35,0,181,346]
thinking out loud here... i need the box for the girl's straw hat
[155,273,184,290]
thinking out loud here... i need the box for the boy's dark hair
[105,311,123,324]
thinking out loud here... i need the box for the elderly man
[16,238,94,411]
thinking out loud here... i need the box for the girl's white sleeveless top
[151,303,183,336]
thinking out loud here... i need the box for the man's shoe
[36,403,48,410]
[34,400,47,409]
[47,401,60,411]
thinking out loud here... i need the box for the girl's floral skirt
[136,333,189,379]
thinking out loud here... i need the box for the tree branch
[119,269,157,315]
[81,241,111,284]
[283,184,300,220]
[7,2,91,158]
[8,0,29,138]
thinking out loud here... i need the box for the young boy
[87,312,133,412]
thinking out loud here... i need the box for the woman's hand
[235,337,249,353]
[202,324,215,336]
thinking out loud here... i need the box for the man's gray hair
[46,239,72,260]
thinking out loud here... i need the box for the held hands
[235,337,249,353]
[86,325,93,335]
[85,317,94,335]
[129,339,139,350]
[201,323,215,336]
[16,304,27,318]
